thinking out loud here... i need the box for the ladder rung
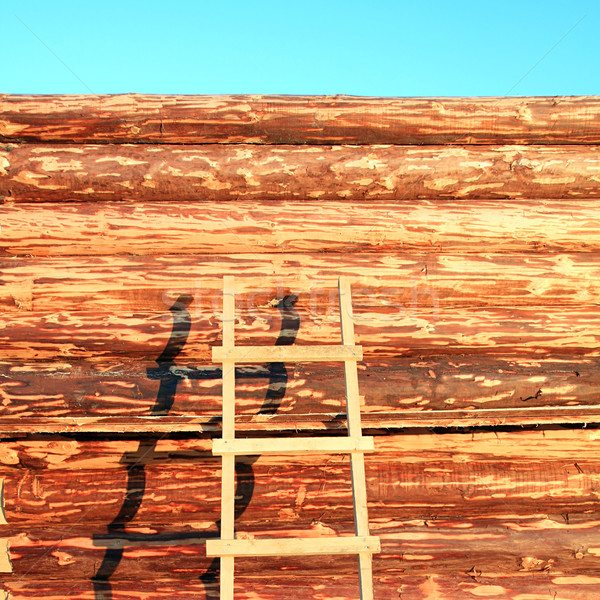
[212,436,375,455]
[206,536,381,558]
[212,345,362,363]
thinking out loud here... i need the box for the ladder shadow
[92,293,299,600]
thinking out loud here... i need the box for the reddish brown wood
[2,199,600,256]
[1,95,600,145]
[2,253,599,313]
[3,517,600,578]
[0,306,597,361]
[0,355,596,423]
[2,431,599,526]
[2,144,600,202]
[3,574,600,600]
[1,93,599,597]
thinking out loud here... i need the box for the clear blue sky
[2,0,598,96]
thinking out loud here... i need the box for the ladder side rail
[338,276,376,600]
[220,275,237,600]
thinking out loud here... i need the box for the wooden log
[2,144,600,203]
[2,253,599,313]
[0,306,597,361]
[1,95,600,145]
[0,356,598,423]
[3,199,600,256]
[2,429,597,469]
[3,574,600,600]
[2,437,600,526]
[3,517,600,578]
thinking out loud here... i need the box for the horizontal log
[2,429,598,469]
[1,355,597,428]
[2,410,600,432]
[4,574,600,600]
[0,306,597,361]
[3,516,600,578]
[3,199,600,256]
[2,431,600,526]
[1,95,600,145]
[2,252,599,313]
[2,144,600,202]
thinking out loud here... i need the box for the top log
[1,94,600,145]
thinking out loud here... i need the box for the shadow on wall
[92,292,300,600]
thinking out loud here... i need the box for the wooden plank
[4,198,600,256]
[2,95,600,145]
[2,252,598,314]
[219,275,236,600]
[338,277,375,599]
[3,144,600,203]
[213,345,363,363]
[206,536,381,557]
[212,437,375,455]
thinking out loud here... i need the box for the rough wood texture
[2,93,600,599]
[4,575,600,600]
[2,430,599,525]
[0,306,597,361]
[4,517,599,578]
[2,429,600,579]
[1,95,600,145]
[2,253,599,313]
[3,199,600,256]
[2,144,600,202]
[0,356,597,429]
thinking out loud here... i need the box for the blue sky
[2,0,598,96]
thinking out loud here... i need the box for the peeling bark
[0,356,596,423]
[1,252,599,312]
[2,144,600,202]
[1,94,600,145]
[2,199,600,256]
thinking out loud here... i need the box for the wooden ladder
[206,276,380,599]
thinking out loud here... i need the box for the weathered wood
[2,95,600,145]
[2,144,600,202]
[0,356,597,421]
[0,306,597,361]
[2,92,600,599]
[2,253,599,313]
[3,199,600,257]
[3,516,600,578]
[2,430,599,521]
[2,410,600,432]
[3,574,600,600]
[5,574,600,600]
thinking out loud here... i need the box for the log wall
[1,94,600,599]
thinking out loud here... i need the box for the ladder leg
[351,451,375,600]
[220,556,234,600]
[220,276,237,599]
[339,277,377,600]
[358,553,374,600]
[220,453,235,600]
